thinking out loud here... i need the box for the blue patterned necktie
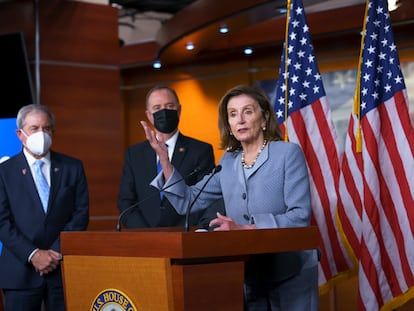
[33,160,50,212]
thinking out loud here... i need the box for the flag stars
[303,24,309,33]
[299,93,307,101]
[384,84,392,92]
[308,55,315,63]
[362,87,368,96]
[274,1,327,119]
[292,20,300,28]
[367,46,376,54]
[363,73,370,82]
[361,101,367,110]
[378,52,386,60]
[276,109,284,119]
[376,6,384,14]
[371,92,379,100]
[394,75,403,84]
[365,60,373,68]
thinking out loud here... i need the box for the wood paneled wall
[0,0,122,230]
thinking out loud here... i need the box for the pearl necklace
[241,140,267,169]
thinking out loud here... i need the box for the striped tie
[33,160,50,212]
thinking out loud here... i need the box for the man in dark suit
[0,104,89,311]
[118,85,224,229]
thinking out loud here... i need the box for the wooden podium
[60,227,318,311]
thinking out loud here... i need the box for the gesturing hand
[140,120,172,179]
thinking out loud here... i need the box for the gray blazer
[152,140,318,282]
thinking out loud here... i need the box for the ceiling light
[243,47,253,55]
[186,42,195,50]
[219,25,229,34]
[388,0,400,11]
[153,60,161,69]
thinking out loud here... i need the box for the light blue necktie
[33,160,50,212]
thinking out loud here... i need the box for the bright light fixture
[388,0,400,11]
[243,47,253,55]
[219,25,229,34]
[153,60,161,69]
[186,42,195,50]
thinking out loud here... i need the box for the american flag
[273,0,353,291]
[337,0,414,310]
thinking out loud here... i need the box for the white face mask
[21,130,52,156]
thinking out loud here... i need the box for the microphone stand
[184,165,222,232]
[116,166,201,232]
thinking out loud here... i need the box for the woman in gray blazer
[142,85,319,311]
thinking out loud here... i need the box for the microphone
[116,166,202,232]
[184,165,222,232]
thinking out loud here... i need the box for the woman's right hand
[140,120,172,179]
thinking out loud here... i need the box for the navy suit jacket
[0,151,89,289]
[118,132,224,228]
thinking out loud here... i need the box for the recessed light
[219,25,229,34]
[243,47,253,55]
[186,42,195,50]
[153,60,161,69]
[388,0,400,11]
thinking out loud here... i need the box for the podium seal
[91,289,138,311]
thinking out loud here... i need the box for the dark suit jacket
[118,132,224,228]
[0,151,89,289]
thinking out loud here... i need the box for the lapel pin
[22,168,27,175]
[179,147,185,153]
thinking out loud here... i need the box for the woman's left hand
[209,212,255,231]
